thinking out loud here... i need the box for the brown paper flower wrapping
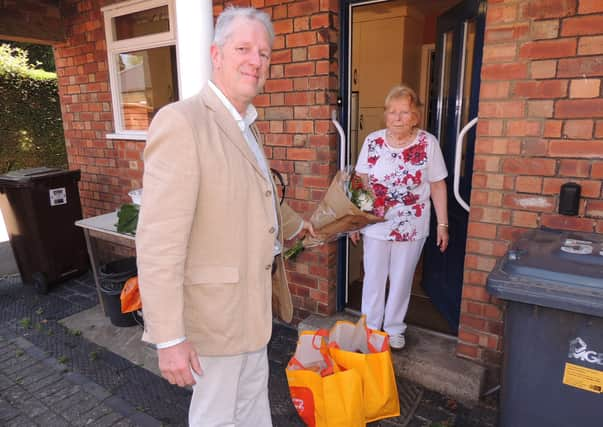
[285,171,384,260]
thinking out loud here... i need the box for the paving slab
[60,306,159,377]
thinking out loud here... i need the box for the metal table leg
[82,228,105,314]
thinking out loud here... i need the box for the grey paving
[0,333,159,426]
[0,270,498,426]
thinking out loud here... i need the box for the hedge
[0,44,67,174]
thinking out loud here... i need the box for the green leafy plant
[116,203,140,235]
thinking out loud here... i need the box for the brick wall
[53,0,139,259]
[0,0,64,44]
[460,0,603,369]
[52,0,603,372]
[54,0,340,321]
[213,0,341,321]
[54,0,140,218]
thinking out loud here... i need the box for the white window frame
[102,0,179,140]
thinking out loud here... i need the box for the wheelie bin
[487,228,603,427]
[0,167,89,293]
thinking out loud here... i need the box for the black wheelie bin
[0,167,89,293]
[487,228,603,427]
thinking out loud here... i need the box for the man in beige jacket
[136,7,313,426]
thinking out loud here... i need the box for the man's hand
[349,231,361,245]
[158,341,202,387]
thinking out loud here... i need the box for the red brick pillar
[459,0,603,375]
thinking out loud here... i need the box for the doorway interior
[342,0,485,336]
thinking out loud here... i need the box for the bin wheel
[32,272,49,295]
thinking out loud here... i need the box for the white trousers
[361,236,426,336]
[189,346,272,427]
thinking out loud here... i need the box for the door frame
[336,0,385,311]
[336,0,487,320]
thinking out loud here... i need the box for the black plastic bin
[99,257,138,327]
[487,228,603,427]
[0,167,89,293]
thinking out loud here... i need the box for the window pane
[114,6,170,41]
[119,46,179,131]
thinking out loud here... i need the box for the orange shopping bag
[286,330,365,427]
[328,316,400,423]
[120,276,142,313]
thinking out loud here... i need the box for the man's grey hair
[213,7,274,47]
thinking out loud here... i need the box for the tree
[0,40,55,71]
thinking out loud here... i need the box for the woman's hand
[430,179,448,252]
[299,220,316,238]
[349,231,361,245]
[436,224,449,252]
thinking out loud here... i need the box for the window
[103,0,179,139]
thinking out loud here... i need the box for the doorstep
[299,312,486,406]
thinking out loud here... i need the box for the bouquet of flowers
[285,167,385,260]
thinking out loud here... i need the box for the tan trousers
[189,346,272,427]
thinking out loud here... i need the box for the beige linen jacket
[136,84,302,356]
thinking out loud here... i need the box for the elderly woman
[352,85,449,350]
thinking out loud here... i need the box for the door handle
[353,69,357,85]
[359,113,363,130]
[454,117,477,212]
[331,110,346,171]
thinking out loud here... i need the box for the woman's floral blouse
[355,129,447,241]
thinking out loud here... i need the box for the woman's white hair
[213,7,274,47]
[384,84,423,126]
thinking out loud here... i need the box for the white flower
[356,192,373,212]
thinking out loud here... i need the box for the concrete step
[299,312,485,406]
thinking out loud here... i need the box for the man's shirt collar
[208,80,257,132]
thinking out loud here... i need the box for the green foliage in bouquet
[284,240,305,261]
[116,203,140,235]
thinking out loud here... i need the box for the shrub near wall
[0,44,67,173]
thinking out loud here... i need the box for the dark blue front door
[422,0,486,333]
